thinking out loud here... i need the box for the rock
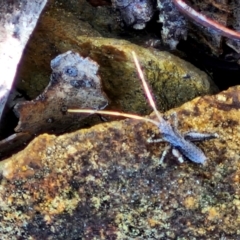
[112,0,155,30]
[0,86,239,238]
[71,37,219,113]
[157,0,187,49]
[14,51,108,134]
[4,39,219,158]
[0,132,32,159]
[0,0,47,120]
[1,0,219,160]
[0,51,108,158]
[13,0,218,113]
[2,12,219,158]
[17,34,219,115]
[15,3,103,100]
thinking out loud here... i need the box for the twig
[173,0,240,40]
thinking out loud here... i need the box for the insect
[68,52,218,164]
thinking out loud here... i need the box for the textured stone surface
[1,37,219,159]
[157,0,187,49]
[2,7,219,158]
[0,86,239,239]
[0,0,47,119]
[112,0,154,30]
[15,3,103,100]
[14,0,218,113]
[72,37,219,114]
[17,34,219,115]
[14,51,108,134]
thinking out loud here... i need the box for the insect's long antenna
[68,109,159,126]
[131,51,163,122]
[68,51,161,127]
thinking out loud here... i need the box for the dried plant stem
[173,0,240,40]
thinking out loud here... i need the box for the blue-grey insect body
[158,120,206,163]
[152,115,218,164]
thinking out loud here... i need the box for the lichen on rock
[0,86,240,238]
[14,51,108,134]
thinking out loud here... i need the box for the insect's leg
[147,136,165,143]
[159,145,171,165]
[168,112,178,130]
[172,148,185,163]
[184,131,219,142]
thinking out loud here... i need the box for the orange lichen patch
[206,225,216,231]
[202,206,221,221]
[44,214,52,225]
[178,178,184,184]
[229,162,240,195]
[232,162,240,182]
[183,196,199,209]
[0,134,54,180]
[233,173,240,183]
[147,218,161,227]
[233,199,240,211]
[196,228,206,235]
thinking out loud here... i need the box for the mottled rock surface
[1,3,219,159]
[17,34,218,115]
[14,51,108,134]
[15,0,218,113]
[0,0,47,119]
[112,0,154,30]
[1,37,219,159]
[0,86,239,239]
[157,0,187,49]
